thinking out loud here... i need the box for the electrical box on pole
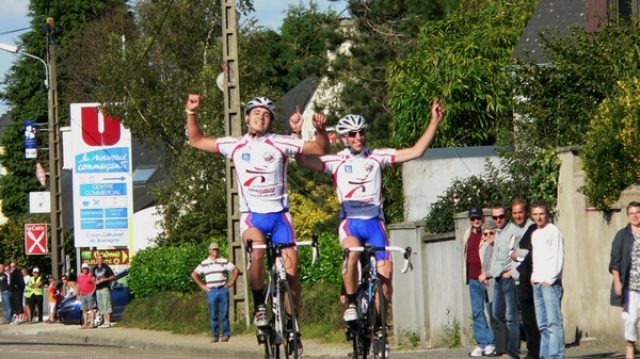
[220,0,248,326]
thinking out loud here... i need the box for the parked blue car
[57,269,130,325]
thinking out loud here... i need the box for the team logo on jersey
[263,152,275,163]
[242,153,251,161]
[345,185,366,198]
[365,163,374,175]
[345,165,352,173]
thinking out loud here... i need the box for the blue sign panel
[75,147,130,174]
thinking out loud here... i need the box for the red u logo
[81,107,121,146]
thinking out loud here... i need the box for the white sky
[0,0,344,115]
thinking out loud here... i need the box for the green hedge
[128,238,227,298]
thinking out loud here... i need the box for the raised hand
[289,105,303,133]
[186,94,201,112]
[431,97,445,124]
[312,112,327,131]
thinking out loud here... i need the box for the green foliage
[425,162,513,233]
[272,1,338,91]
[297,281,342,337]
[514,20,640,148]
[387,0,536,149]
[328,0,456,142]
[297,232,343,285]
[127,238,226,298]
[441,307,462,348]
[581,78,640,209]
[425,148,561,234]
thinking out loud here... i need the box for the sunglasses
[470,216,482,221]
[492,214,506,220]
[483,231,496,236]
[347,129,365,137]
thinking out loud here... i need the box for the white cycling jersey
[217,133,304,213]
[320,147,396,220]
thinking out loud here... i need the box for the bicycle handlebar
[245,233,319,271]
[341,245,414,274]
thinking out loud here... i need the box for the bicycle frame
[246,234,319,358]
[342,245,413,359]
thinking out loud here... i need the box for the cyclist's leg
[339,219,363,303]
[241,213,268,313]
[367,219,393,309]
[272,212,300,316]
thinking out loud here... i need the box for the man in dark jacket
[8,262,25,324]
[610,201,640,359]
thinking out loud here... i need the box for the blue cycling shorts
[339,218,390,261]
[240,211,296,245]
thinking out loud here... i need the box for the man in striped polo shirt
[191,242,239,343]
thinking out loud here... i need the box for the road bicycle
[246,234,319,359]
[343,245,413,359]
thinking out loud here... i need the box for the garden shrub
[128,236,226,298]
[581,77,640,209]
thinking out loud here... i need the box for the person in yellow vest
[27,267,44,322]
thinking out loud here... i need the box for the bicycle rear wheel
[369,279,387,359]
[351,288,369,359]
[280,280,300,359]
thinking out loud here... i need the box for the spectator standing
[0,263,11,324]
[46,277,62,323]
[185,94,328,328]
[463,207,495,357]
[28,267,44,322]
[511,199,541,359]
[489,204,521,359]
[77,263,96,328]
[479,220,501,355]
[93,255,116,328]
[530,200,564,359]
[609,201,640,359]
[61,274,78,297]
[9,263,24,325]
[191,242,240,343]
[21,268,32,322]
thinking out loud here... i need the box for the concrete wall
[402,146,501,221]
[556,149,633,345]
[389,222,466,348]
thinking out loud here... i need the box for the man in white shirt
[530,200,565,359]
[192,242,239,343]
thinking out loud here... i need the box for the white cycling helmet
[336,114,367,136]
[244,96,277,119]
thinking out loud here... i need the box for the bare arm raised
[394,98,445,163]
[289,106,330,156]
[185,94,220,153]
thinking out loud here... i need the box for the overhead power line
[0,27,30,36]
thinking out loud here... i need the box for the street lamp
[0,43,49,89]
[0,21,64,279]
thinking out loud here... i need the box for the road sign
[80,248,130,265]
[25,223,48,255]
[71,103,133,248]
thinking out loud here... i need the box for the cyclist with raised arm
[292,99,444,325]
[185,94,329,328]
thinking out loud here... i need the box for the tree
[274,2,338,91]
[387,0,536,149]
[326,0,456,141]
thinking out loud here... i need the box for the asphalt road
[0,322,630,359]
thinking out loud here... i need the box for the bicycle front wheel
[280,280,300,359]
[369,279,387,359]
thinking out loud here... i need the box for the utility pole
[45,18,64,278]
[220,0,247,325]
